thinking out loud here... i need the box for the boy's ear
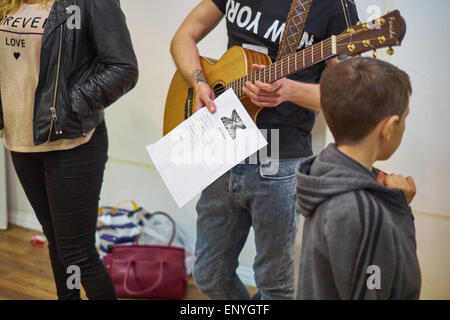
[380,115,400,141]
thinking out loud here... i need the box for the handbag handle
[111,200,139,215]
[134,211,177,246]
[123,259,165,296]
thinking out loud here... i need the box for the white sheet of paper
[146,89,267,207]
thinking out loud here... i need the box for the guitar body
[163,46,271,135]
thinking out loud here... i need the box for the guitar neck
[227,36,337,97]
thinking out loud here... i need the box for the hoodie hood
[296,144,407,217]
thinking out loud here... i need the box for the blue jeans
[193,158,300,300]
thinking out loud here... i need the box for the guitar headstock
[336,10,406,58]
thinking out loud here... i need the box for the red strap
[277,0,314,60]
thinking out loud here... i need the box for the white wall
[335,0,450,299]
[354,0,450,217]
[4,0,450,298]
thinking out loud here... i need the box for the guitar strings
[212,38,343,96]
[235,30,361,82]
[187,18,378,112]
[211,28,372,97]
[228,0,361,94]
[264,29,364,74]
[209,4,364,98]
[340,0,351,32]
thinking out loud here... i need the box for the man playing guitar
[170,0,358,299]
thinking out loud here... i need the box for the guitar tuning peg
[387,46,394,56]
[372,50,378,59]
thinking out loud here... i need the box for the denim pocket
[259,159,299,181]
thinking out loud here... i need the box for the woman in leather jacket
[0,0,138,299]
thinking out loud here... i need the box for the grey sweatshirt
[296,144,421,300]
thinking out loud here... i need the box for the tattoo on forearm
[192,69,208,85]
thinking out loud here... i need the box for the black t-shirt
[211,0,359,159]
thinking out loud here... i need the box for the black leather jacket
[0,0,138,145]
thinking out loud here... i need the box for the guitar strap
[276,0,314,61]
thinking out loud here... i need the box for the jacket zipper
[47,25,63,142]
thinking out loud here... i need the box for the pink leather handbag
[103,212,187,299]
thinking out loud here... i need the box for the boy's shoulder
[317,189,387,229]
[318,190,361,222]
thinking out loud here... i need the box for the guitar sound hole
[185,87,194,119]
[212,83,226,98]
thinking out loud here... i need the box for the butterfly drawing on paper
[221,109,246,140]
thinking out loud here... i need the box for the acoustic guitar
[163,10,406,135]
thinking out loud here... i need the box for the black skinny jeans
[10,122,117,300]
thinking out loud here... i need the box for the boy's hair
[320,57,412,145]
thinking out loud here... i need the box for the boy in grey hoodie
[296,57,421,300]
